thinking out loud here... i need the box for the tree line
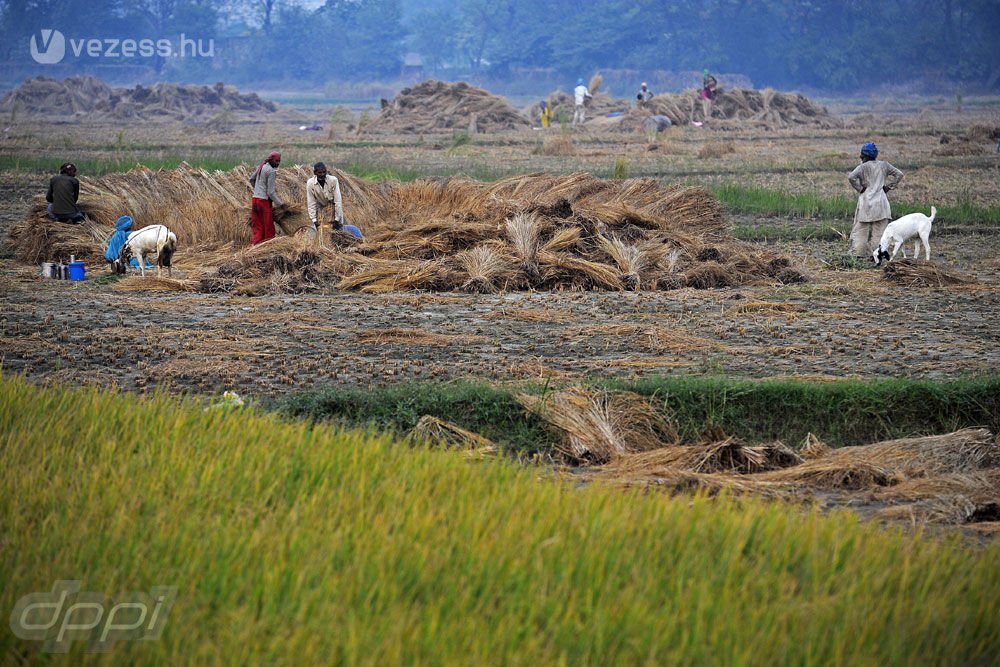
[2,0,997,92]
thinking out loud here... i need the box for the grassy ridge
[273,376,1000,454]
[712,182,1000,228]
[1,376,998,664]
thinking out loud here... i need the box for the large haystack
[10,164,807,294]
[0,76,277,120]
[361,80,530,134]
[614,87,835,131]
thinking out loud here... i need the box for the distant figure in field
[249,151,284,245]
[847,142,904,258]
[573,78,592,126]
[700,69,718,120]
[636,82,653,109]
[46,162,85,223]
[306,161,344,239]
[539,100,553,129]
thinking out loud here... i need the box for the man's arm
[46,179,54,203]
[332,177,344,224]
[847,165,865,193]
[266,167,284,207]
[306,182,318,224]
[884,163,904,191]
[72,178,79,203]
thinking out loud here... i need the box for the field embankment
[1,376,998,664]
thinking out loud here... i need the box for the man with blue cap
[847,142,904,259]
[573,78,592,126]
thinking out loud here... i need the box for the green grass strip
[1,375,998,664]
[272,376,1000,453]
[712,183,1000,227]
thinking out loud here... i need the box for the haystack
[361,80,530,134]
[10,165,806,294]
[0,76,277,120]
[614,87,835,131]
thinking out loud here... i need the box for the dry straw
[12,166,806,295]
[516,387,679,464]
[412,415,498,456]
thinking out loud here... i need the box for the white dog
[123,224,178,277]
[873,206,936,265]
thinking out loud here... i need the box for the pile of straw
[0,76,276,120]
[518,386,999,523]
[361,80,530,134]
[615,87,834,130]
[882,259,977,287]
[12,165,806,294]
[516,387,679,464]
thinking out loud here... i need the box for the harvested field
[362,80,530,134]
[0,75,277,120]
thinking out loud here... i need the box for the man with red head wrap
[249,151,284,245]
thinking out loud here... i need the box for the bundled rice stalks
[11,166,802,294]
[801,433,830,459]
[882,259,977,287]
[612,87,835,130]
[362,80,530,134]
[516,387,678,464]
[760,461,901,490]
[457,245,513,293]
[412,415,498,456]
[758,428,996,489]
[0,75,277,120]
[605,437,802,477]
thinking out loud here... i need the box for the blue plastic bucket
[68,261,86,281]
[343,224,363,239]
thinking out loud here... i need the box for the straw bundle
[882,260,977,287]
[412,415,498,455]
[758,428,996,489]
[516,387,678,464]
[605,437,802,477]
